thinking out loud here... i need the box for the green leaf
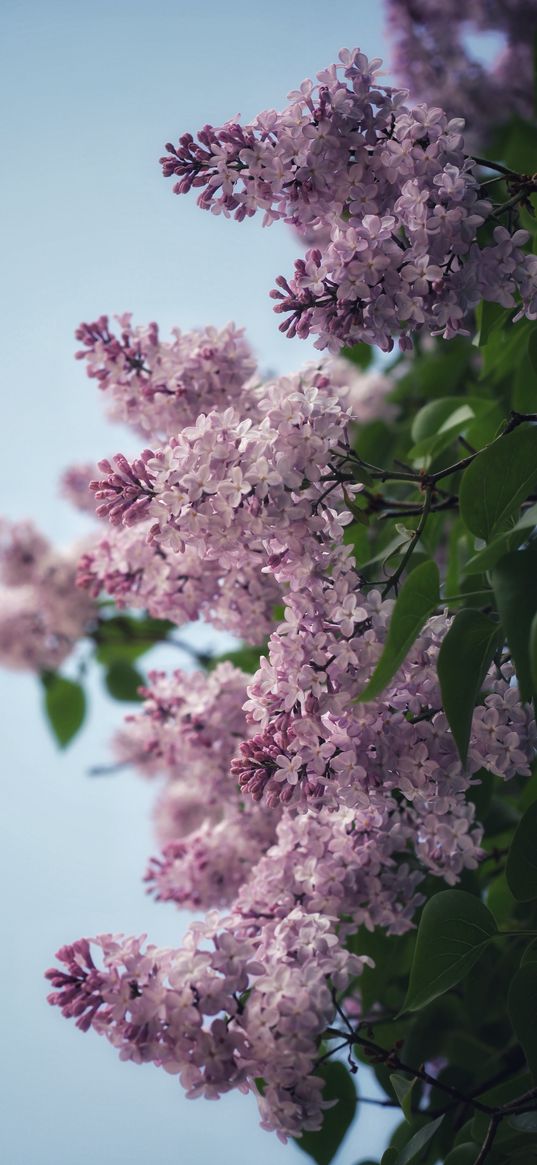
[394,1115,444,1165]
[520,760,537,811]
[459,424,537,542]
[464,502,537,574]
[444,517,466,599]
[513,350,537,412]
[437,609,503,763]
[531,611,537,698]
[357,562,440,702]
[348,926,414,1012]
[508,964,537,1080]
[104,661,144,702]
[391,337,471,404]
[404,890,497,1013]
[491,539,537,702]
[410,398,492,467]
[506,801,537,902]
[529,327,537,376]
[480,316,530,385]
[443,1148,479,1165]
[509,1110,537,1133]
[94,614,175,664]
[534,28,537,120]
[411,399,469,444]
[467,767,496,820]
[296,1062,357,1165]
[41,672,86,748]
[341,341,373,370]
[475,300,510,347]
[356,531,413,575]
[381,1151,398,1165]
[403,996,463,1067]
[389,1074,416,1122]
[521,939,537,966]
[354,419,397,467]
[410,408,478,467]
[343,521,371,566]
[454,1121,476,1148]
[486,873,517,929]
[471,1073,534,1146]
[207,644,266,674]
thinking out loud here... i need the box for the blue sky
[0,4,400,1162]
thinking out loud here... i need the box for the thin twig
[474,1115,500,1165]
[382,487,433,597]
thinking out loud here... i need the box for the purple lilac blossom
[0,520,96,672]
[161,48,537,351]
[75,315,257,442]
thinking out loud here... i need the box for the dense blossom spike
[76,314,257,442]
[46,910,369,1138]
[44,311,537,1137]
[9,19,535,1153]
[162,47,537,350]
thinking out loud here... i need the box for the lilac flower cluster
[75,314,257,441]
[89,373,355,551]
[161,48,537,350]
[78,359,362,640]
[46,313,537,1139]
[37,178,537,1139]
[72,320,389,641]
[386,0,537,142]
[77,520,280,643]
[0,520,96,672]
[46,909,368,1139]
[109,663,280,910]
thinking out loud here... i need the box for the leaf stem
[323,1027,494,1114]
[381,487,433,597]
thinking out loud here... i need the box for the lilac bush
[3,15,537,1165]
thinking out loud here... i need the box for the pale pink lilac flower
[75,315,257,442]
[162,48,537,351]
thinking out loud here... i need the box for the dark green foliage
[41,672,86,747]
[404,891,497,1012]
[508,965,537,1081]
[206,643,266,673]
[357,561,439,701]
[506,802,537,901]
[438,610,503,762]
[492,540,537,702]
[459,424,537,542]
[341,342,373,370]
[394,1116,444,1165]
[93,614,175,663]
[104,661,145,702]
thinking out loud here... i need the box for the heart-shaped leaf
[41,672,86,748]
[404,890,497,1012]
[460,424,537,541]
[437,609,503,763]
[357,561,439,702]
[506,801,537,901]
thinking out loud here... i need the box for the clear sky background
[0,2,470,1162]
